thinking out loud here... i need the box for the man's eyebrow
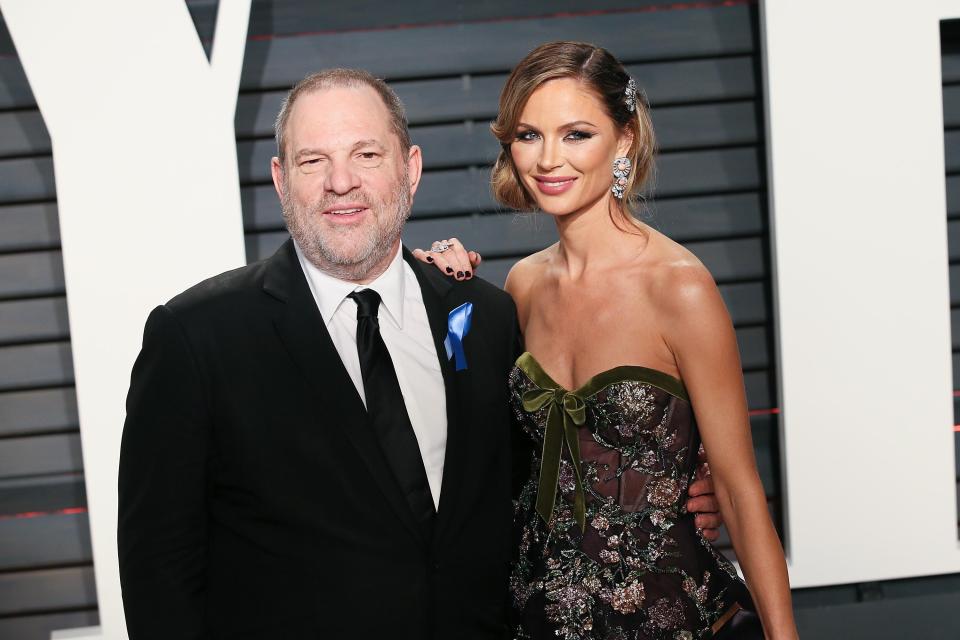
[352,139,386,151]
[294,148,325,159]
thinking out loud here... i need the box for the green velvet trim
[515,351,689,402]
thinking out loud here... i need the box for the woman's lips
[533,176,577,195]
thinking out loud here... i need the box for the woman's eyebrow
[560,120,598,129]
[516,120,598,130]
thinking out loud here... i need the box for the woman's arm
[660,264,797,640]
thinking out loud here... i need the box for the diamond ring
[430,240,452,253]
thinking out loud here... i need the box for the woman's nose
[537,138,563,171]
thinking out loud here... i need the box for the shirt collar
[294,241,406,329]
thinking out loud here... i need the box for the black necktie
[348,289,436,536]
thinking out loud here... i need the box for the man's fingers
[699,527,721,542]
[694,512,722,530]
[686,494,720,515]
[687,476,715,498]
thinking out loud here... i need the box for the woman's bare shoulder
[504,244,554,298]
[644,232,724,320]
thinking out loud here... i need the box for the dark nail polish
[446,267,453,274]
[456,271,464,278]
[465,271,472,278]
[426,256,433,263]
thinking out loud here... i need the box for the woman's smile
[533,175,578,195]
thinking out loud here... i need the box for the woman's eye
[565,130,593,141]
[515,130,539,142]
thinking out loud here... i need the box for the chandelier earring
[611,156,631,199]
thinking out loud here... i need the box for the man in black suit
[118,68,721,639]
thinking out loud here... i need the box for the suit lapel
[264,240,425,545]
[402,249,469,540]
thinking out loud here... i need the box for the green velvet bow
[521,387,588,532]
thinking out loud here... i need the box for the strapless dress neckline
[515,351,689,402]
[508,352,752,638]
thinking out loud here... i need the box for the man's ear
[271,156,285,201]
[407,144,423,200]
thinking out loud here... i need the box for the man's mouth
[321,202,370,220]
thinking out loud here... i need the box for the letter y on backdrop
[0,1,251,637]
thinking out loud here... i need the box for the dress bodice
[508,352,751,640]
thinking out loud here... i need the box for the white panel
[762,0,960,587]
[0,1,252,637]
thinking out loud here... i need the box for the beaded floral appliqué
[508,366,749,640]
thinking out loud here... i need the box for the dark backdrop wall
[0,1,957,637]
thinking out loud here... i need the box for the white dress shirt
[294,242,448,508]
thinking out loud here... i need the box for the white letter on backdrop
[0,1,251,637]
[762,0,960,587]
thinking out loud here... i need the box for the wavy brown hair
[490,41,656,224]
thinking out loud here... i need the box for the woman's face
[510,77,631,217]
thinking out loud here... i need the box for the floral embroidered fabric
[509,353,752,640]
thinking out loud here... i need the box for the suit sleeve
[118,304,211,639]
[503,299,533,499]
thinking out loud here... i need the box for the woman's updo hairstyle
[490,41,656,219]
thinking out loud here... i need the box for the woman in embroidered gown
[415,42,797,639]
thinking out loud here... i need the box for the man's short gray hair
[274,68,411,165]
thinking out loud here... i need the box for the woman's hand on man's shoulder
[411,237,481,281]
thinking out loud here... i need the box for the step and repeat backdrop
[0,1,958,638]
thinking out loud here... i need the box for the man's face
[271,85,421,282]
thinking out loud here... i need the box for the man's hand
[686,447,723,542]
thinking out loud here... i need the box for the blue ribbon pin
[443,302,473,371]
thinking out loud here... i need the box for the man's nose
[324,160,361,195]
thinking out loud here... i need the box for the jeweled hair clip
[624,78,638,113]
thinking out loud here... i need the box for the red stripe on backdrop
[6,388,957,518]
[246,0,757,41]
[749,405,960,432]
[0,506,87,521]
[4,401,958,518]
[0,1,757,60]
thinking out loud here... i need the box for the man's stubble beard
[281,172,411,282]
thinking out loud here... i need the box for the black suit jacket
[118,239,522,639]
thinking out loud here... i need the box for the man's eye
[359,152,378,159]
[300,158,319,165]
[515,130,539,142]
